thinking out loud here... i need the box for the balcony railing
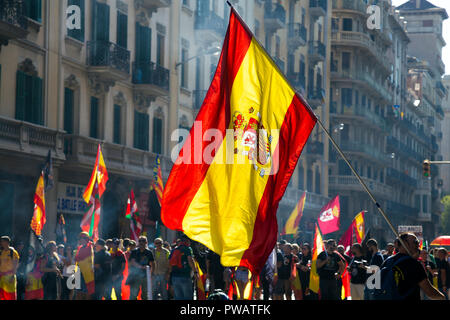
[264,2,286,32]
[287,72,306,90]
[340,140,388,164]
[307,87,325,107]
[386,167,418,188]
[308,41,326,62]
[194,10,225,36]
[337,0,367,14]
[87,41,130,74]
[0,0,27,29]
[309,0,327,15]
[329,175,392,197]
[386,200,419,217]
[306,141,324,156]
[287,23,307,48]
[386,136,423,163]
[132,61,169,90]
[193,90,208,110]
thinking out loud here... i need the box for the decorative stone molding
[113,91,127,107]
[88,74,115,95]
[18,58,38,77]
[134,92,155,112]
[154,106,164,119]
[179,115,189,128]
[134,0,157,19]
[116,0,128,14]
[135,11,149,26]
[64,74,80,89]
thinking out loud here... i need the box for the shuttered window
[113,104,121,144]
[135,23,151,62]
[67,0,85,42]
[24,0,42,22]
[15,70,43,125]
[92,1,110,41]
[117,11,128,48]
[64,88,74,134]
[90,97,99,139]
[152,117,162,154]
[134,111,149,151]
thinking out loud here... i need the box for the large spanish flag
[83,144,108,203]
[281,191,306,236]
[30,171,46,236]
[161,9,316,273]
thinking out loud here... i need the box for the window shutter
[64,88,74,134]
[133,110,139,149]
[15,71,27,121]
[32,76,43,125]
[90,97,99,139]
[94,1,110,42]
[117,12,128,48]
[68,0,85,42]
[113,104,121,144]
[153,117,162,154]
[144,113,149,151]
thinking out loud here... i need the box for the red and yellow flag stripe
[83,144,108,204]
[75,241,95,296]
[281,192,306,236]
[31,171,46,236]
[162,8,316,274]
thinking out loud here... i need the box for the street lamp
[175,46,221,68]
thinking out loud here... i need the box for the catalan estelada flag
[161,8,316,274]
[83,144,108,203]
[125,190,142,242]
[30,171,46,236]
[309,224,324,294]
[281,192,306,236]
[317,195,340,235]
[152,155,164,206]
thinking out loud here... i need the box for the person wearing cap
[106,238,126,300]
[0,236,20,300]
[128,236,154,300]
[94,239,112,300]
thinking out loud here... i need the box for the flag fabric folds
[338,211,366,255]
[161,8,316,274]
[75,241,95,296]
[80,183,101,243]
[281,192,306,236]
[309,224,324,294]
[30,171,46,236]
[152,155,164,206]
[125,190,142,242]
[353,211,365,243]
[317,196,340,235]
[82,144,108,203]
[194,260,206,300]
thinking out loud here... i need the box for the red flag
[30,172,46,236]
[338,223,354,256]
[317,196,340,235]
[125,190,142,242]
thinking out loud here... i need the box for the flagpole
[314,116,411,256]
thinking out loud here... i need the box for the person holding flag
[309,224,324,298]
[317,196,340,236]
[80,144,108,243]
[75,232,95,300]
[316,239,346,300]
[281,192,306,237]
[0,236,20,300]
[125,190,142,242]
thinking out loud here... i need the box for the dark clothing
[129,248,154,279]
[381,253,427,301]
[436,258,450,289]
[169,245,193,278]
[207,250,225,290]
[319,278,340,300]
[298,253,311,296]
[277,253,293,280]
[111,250,126,277]
[369,251,384,267]
[94,250,112,283]
[317,251,343,280]
[42,254,59,300]
[349,256,368,284]
[341,253,352,265]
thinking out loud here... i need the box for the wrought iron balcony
[287,23,307,50]
[329,175,393,198]
[193,90,208,110]
[139,0,171,10]
[336,0,367,14]
[386,167,418,188]
[385,200,419,217]
[194,10,225,44]
[307,87,325,108]
[306,140,324,156]
[132,61,169,91]
[0,0,28,46]
[287,72,306,91]
[308,41,326,64]
[87,41,130,80]
[309,0,327,17]
[264,2,286,33]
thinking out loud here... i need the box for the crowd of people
[0,231,449,300]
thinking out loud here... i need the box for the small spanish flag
[30,171,46,236]
[309,224,324,294]
[83,144,108,203]
[152,155,164,206]
[161,7,316,274]
[281,192,306,236]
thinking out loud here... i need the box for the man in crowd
[364,238,384,300]
[152,237,170,300]
[128,236,154,300]
[0,236,20,300]
[108,238,126,300]
[273,243,294,300]
[94,239,112,300]
[316,239,345,300]
[383,243,395,260]
[206,249,225,292]
[168,234,197,300]
[436,248,449,299]
[379,233,444,300]
[348,243,368,300]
